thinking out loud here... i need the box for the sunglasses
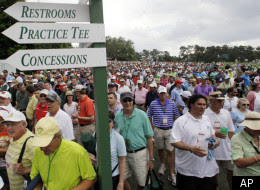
[242,104,250,106]
[45,99,55,103]
[122,98,133,103]
[40,94,47,98]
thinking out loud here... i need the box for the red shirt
[78,95,95,124]
[35,102,48,122]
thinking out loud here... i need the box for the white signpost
[5,48,107,70]
[4,2,90,22]
[2,23,105,44]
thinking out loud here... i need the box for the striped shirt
[6,130,35,190]
[147,99,179,128]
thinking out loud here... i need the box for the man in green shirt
[115,91,154,190]
[30,117,96,189]
[231,112,260,176]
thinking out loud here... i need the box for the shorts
[125,148,148,186]
[177,172,218,190]
[216,160,234,171]
[154,127,174,151]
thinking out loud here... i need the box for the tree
[106,36,137,61]
[0,0,72,60]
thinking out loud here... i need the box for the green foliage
[179,45,260,63]
[0,0,72,60]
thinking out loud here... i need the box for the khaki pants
[74,124,95,145]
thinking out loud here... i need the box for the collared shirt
[133,87,148,105]
[170,112,219,178]
[35,102,48,122]
[46,109,74,140]
[30,140,96,189]
[193,84,213,97]
[109,104,123,115]
[204,108,235,160]
[16,91,29,111]
[145,90,159,108]
[223,96,238,111]
[6,130,35,190]
[231,131,260,176]
[115,108,154,151]
[171,88,185,107]
[148,99,179,128]
[26,95,38,120]
[78,95,95,125]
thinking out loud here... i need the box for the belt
[127,147,146,153]
[157,127,172,130]
[79,124,92,127]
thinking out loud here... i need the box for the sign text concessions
[21,54,88,67]
[21,6,76,19]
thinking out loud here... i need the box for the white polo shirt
[223,96,238,111]
[170,112,219,178]
[46,109,74,140]
[204,108,235,160]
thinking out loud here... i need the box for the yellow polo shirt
[6,130,35,190]
[30,139,96,189]
[26,95,38,120]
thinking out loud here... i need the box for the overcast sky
[26,0,260,56]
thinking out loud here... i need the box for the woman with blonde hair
[230,98,251,134]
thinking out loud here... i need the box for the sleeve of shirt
[193,87,197,94]
[230,111,237,121]
[171,90,176,100]
[142,113,154,137]
[78,149,97,180]
[172,103,180,118]
[30,148,40,180]
[227,112,235,132]
[117,134,127,157]
[147,102,153,118]
[170,118,182,143]
[231,135,244,161]
[86,101,95,116]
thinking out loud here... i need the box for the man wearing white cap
[133,80,148,111]
[30,117,96,189]
[73,85,95,144]
[148,86,179,186]
[145,83,159,109]
[3,110,35,190]
[118,79,130,94]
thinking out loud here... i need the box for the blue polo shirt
[242,75,250,86]
[115,108,154,151]
[171,88,185,107]
[147,99,179,128]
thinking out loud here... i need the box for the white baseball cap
[1,110,26,123]
[40,89,49,96]
[0,91,11,99]
[158,86,167,93]
[111,75,116,80]
[180,91,192,98]
[149,83,157,88]
[32,79,38,84]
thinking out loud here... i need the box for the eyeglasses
[40,94,47,98]
[215,100,224,103]
[122,98,133,103]
[242,104,250,106]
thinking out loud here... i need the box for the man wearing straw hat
[30,117,96,189]
[231,112,260,176]
[205,91,235,190]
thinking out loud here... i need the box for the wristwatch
[149,158,155,162]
